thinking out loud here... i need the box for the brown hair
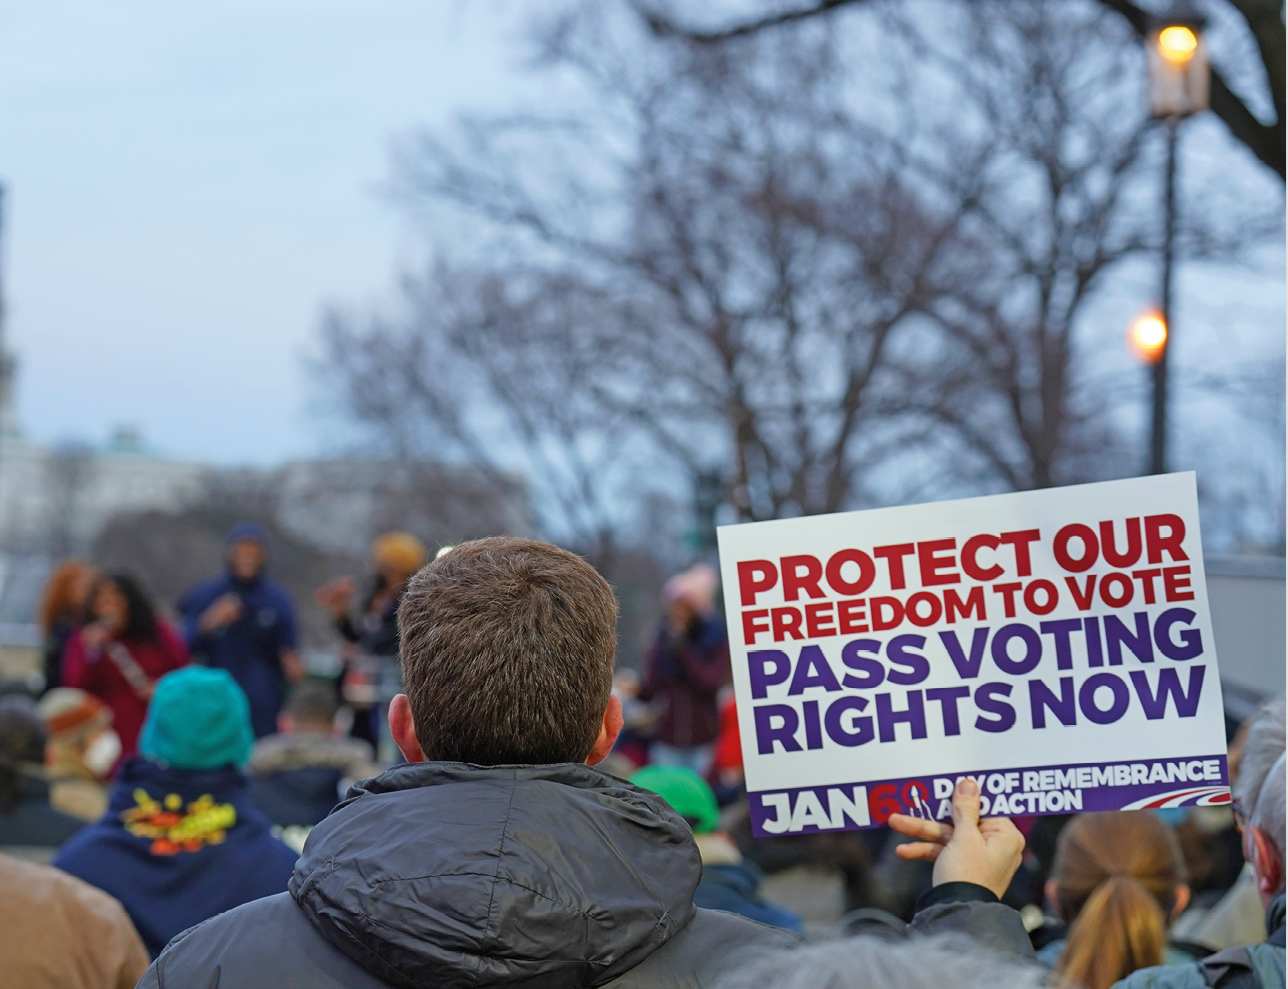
[1051,812,1186,989]
[397,536,617,765]
[39,560,95,632]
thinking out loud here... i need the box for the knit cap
[631,765,720,834]
[139,667,254,770]
[39,688,112,738]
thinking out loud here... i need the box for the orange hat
[39,688,112,736]
[372,532,428,576]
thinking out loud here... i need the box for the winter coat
[639,618,731,748]
[0,851,150,989]
[52,758,298,957]
[695,862,804,933]
[137,762,1035,988]
[179,572,299,738]
[0,774,85,860]
[61,623,189,756]
[1113,892,1285,989]
[42,615,78,691]
[247,731,379,827]
[689,830,801,933]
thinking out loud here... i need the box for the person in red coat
[62,575,189,759]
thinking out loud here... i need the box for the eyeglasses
[1230,798,1251,834]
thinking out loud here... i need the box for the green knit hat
[139,667,254,770]
[630,765,720,834]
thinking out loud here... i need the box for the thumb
[950,777,982,831]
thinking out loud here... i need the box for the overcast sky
[0,0,541,464]
[0,0,1282,470]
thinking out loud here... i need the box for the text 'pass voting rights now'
[716,473,1229,837]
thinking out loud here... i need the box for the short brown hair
[397,536,617,764]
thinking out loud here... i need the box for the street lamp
[1128,311,1168,366]
[1140,3,1208,475]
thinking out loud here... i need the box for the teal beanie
[139,667,254,770]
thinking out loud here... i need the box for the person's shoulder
[148,892,390,989]
[602,907,803,988]
[1112,961,1208,989]
[1,852,130,924]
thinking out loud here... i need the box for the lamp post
[1140,4,1208,475]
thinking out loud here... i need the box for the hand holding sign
[888,778,1025,898]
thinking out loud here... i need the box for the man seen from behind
[139,536,1033,988]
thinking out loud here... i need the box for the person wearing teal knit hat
[53,664,298,958]
[140,666,255,770]
[631,764,803,934]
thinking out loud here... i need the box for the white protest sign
[716,473,1229,836]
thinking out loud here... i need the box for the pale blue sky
[0,0,539,464]
[0,0,1281,474]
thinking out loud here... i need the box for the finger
[894,841,944,862]
[950,778,982,831]
[980,816,1027,854]
[888,813,952,843]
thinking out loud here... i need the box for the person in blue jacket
[631,764,804,934]
[178,522,302,738]
[54,666,299,958]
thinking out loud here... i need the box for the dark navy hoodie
[53,758,298,957]
[179,570,299,738]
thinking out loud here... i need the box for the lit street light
[1140,3,1208,476]
[1128,311,1168,366]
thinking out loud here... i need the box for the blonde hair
[1052,812,1185,989]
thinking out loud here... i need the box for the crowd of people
[0,532,1281,988]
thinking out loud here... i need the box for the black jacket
[140,762,1033,988]
[0,774,84,858]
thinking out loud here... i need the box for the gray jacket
[1114,893,1285,989]
[138,762,1032,988]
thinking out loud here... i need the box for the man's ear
[388,694,426,763]
[1250,825,1284,898]
[1172,883,1191,920]
[585,694,624,766]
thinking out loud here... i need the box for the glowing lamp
[1157,26,1198,63]
[1147,6,1208,117]
[1128,312,1168,364]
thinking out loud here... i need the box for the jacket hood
[290,761,700,989]
[249,733,377,778]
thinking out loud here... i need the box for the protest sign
[716,473,1229,837]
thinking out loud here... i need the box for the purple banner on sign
[747,754,1229,836]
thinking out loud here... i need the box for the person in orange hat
[39,687,120,821]
[314,532,428,750]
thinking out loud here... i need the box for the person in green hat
[53,666,299,958]
[631,765,803,934]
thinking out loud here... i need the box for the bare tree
[321,9,983,528]
[876,2,1162,491]
[319,0,1276,546]
[636,0,1286,180]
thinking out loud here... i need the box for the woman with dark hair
[62,575,189,759]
